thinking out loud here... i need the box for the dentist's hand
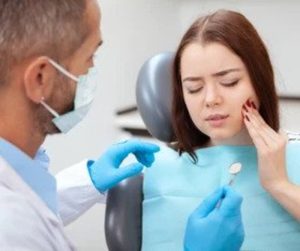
[184,186,244,251]
[87,139,160,193]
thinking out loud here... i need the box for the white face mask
[40,59,97,133]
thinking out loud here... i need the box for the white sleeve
[56,160,106,226]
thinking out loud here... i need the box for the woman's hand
[241,99,289,192]
[241,99,300,221]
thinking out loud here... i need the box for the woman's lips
[205,114,229,127]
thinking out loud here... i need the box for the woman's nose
[204,84,222,108]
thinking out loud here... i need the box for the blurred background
[43,0,300,250]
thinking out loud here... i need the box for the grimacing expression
[180,42,259,142]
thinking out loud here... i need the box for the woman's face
[180,42,259,144]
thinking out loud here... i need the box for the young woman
[142,9,300,251]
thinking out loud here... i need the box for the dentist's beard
[35,76,75,135]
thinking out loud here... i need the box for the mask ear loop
[48,59,79,82]
[40,97,60,118]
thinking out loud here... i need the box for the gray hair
[0,0,89,86]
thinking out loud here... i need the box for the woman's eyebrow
[182,76,204,83]
[182,68,242,83]
[212,68,242,77]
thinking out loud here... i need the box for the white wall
[42,1,300,250]
[99,0,183,109]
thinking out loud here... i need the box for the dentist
[0,0,244,250]
[0,0,159,249]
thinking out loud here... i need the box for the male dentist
[0,0,158,249]
[0,0,244,250]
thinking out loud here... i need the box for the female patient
[142,10,300,251]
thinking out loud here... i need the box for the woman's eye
[188,87,203,94]
[221,80,239,87]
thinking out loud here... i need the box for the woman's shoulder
[286,130,300,142]
[286,131,300,152]
[286,132,300,182]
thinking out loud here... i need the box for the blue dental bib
[143,143,300,251]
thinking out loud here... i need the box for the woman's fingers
[243,111,268,149]
[242,100,281,149]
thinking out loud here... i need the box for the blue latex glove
[87,139,160,193]
[184,186,244,251]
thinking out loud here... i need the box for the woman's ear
[23,57,56,104]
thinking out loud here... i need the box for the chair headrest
[136,52,175,142]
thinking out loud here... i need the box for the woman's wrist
[263,179,292,198]
[263,179,300,221]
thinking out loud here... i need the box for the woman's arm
[242,100,300,221]
[265,181,300,221]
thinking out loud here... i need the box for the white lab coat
[56,159,106,226]
[0,157,105,250]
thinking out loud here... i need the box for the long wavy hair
[172,10,279,161]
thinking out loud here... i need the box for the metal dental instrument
[216,162,242,208]
[228,162,242,186]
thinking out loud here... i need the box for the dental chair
[105,52,175,251]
